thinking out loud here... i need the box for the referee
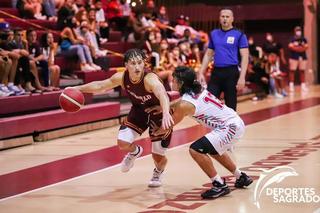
[198,9,249,111]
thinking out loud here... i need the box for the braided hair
[173,66,202,96]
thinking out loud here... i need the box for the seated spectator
[247,50,269,100]
[59,17,101,71]
[76,20,107,58]
[169,46,183,69]
[0,30,25,95]
[0,52,15,96]
[57,0,76,30]
[94,0,109,41]
[40,32,61,90]
[42,0,58,21]
[16,0,46,20]
[266,53,287,98]
[4,29,41,92]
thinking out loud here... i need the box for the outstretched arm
[145,73,174,129]
[73,72,123,93]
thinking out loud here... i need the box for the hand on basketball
[145,105,162,115]
[162,112,174,129]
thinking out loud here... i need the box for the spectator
[262,32,287,66]
[198,8,249,111]
[40,32,61,90]
[288,26,308,92]
[16,0,46,20]
[246,50,269,100]
[27,29,52,91]
[59,17,101,72]
[266,53,287,98]
[57,0,76,30]
[94,0,110,41]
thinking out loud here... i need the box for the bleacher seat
[0,102,120,139]
[0,91,93,117]
[76,70,117,84]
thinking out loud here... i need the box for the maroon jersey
[123,70,160,108]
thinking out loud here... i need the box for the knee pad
[152,140,167,156]
[117,125,140,144]
[190,136,218,155]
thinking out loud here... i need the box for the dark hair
[26,28,36,36]
[124,48,147,63]
[173,66,202,95]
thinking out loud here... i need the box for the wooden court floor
[0,86,320,213]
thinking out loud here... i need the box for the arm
[145,73,174,129]
[172,100,195,125]
[74,71,123,93]
[198,48,214,84]
[238,48,249,90]
[279,48,287,64]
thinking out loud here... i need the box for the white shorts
[205,118,245,155]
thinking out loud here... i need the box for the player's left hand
[236,78,246,91]
[161,112,174,129]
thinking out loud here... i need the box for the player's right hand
[161,112,174,130]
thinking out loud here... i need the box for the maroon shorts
[121,106,172,147]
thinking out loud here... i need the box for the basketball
[59,88,85,113]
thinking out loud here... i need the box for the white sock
[289,82,294,87]
[211,174,223,184]
[301,83,306,87]
[8,82,13,87]
[130,145,141,156]
[234,168,242,179]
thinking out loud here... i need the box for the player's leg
[299,59,308,92]
[208,122,253,188]
[289,58,298,92]
[148,116,172,187]
[189,136,230,199]
[118,107,148,173]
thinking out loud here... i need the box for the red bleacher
[0,102,120,140]
[0,91,93,116]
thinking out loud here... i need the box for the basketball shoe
[201,179,230,199]
[148,168,163,187]
[235,172,253,188]
[121,146,143,173]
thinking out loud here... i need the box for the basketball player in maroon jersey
[73,49,174,187]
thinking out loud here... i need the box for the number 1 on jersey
[203,92,223,109]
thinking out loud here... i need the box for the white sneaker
[91,64,102,70]
[148,168,163,187]
[0,85,14,96]
[0,90,10,97]
[289,83,294,92]
[274,93,284,99]
[120,146,143,173]
[81,64,95,71]
[301,84,308,92]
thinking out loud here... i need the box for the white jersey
[181,89,241,129]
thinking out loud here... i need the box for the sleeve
[239,33,248,49]
[208,30,215,50]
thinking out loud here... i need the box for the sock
[301,83,306,87]
[8,82,13,87]
[234,168,242,179]
[289,82,294,87]
[155,167,163,173]
[130,145,141,156]
[211,174,223,184]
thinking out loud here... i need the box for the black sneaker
[201,180,230,199]
[235,172,253,188]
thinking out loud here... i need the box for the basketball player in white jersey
[148,66,253,199]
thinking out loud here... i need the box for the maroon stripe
[0,98,319,199]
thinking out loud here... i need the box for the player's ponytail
[173,66,202,95]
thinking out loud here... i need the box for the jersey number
[203,92,223,109]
